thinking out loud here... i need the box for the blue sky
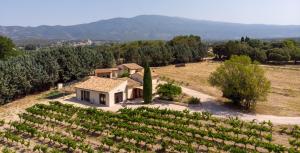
[1,0,300,26]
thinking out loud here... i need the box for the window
[115,92,123,103]
[99,93,106,105]
[81,90,90,102]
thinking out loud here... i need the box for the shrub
[267,48,290,61]
[119,70,130,78]
[187,97,201,104]
[209,55,270,109]
[156,83,182,100]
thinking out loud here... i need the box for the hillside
[1,15,300,41]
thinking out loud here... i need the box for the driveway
[180,86,300,125]
[56,83,300,125]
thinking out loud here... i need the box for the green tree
[24,44,37,50]
[143,62,152,103]
[241,37,245,42]
[290,48,300,64]
[267,48,290,62]
[0,36,16,60]
[245,36,250,42]
[156,83,182,100]
[209,55,270,109]
[248,48,267,63]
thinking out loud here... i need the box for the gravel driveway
[56,84,300,125]
[181,86,300,125]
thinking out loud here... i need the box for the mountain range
[1,15,300,41]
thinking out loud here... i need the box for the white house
[117,63,144,75]
[75,63,159,106]
[74,76,127,107]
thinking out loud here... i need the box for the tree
[0,36,16,60]
[245,36,250,42]
[248,48,267,63]
[241,37,245,43]
[290,48,300,64]
[24,44,37,50]
[143,62,152,103]
[213,44,226,59]
[267,48,290,62]
[209,55,270,109]
[156,83,182,100]
[247,39,263,48]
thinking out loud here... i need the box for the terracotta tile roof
[75,76,126,92]
[121,63,143,70]
[94,68,118,74]
[118,77,142,88]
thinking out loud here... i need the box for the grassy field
[0,101,299,153]
[154,61,300,116]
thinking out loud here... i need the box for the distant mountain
[1,15,300,41]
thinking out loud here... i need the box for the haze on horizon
[1,0,300,27]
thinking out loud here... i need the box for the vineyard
[0,101,300,153]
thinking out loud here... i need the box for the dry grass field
[154,61,300,116]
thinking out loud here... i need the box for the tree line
[0,35,207,104]
[213,37,300,64]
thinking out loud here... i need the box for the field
[154,61,300,116]
[0,101,300,153]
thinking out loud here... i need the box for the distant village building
[72,39,92,47]
[74,63,159,106]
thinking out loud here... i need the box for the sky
[1,0,300,26]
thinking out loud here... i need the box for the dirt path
[180,86,300,125]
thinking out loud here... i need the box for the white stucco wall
[127,88,133,99]
[107,81,127,107]
[76,81,127,107]
[75,88,109,105]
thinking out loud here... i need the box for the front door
[99,93,106,105]
[114,92,123,103]
[133,88,143,99]
[81,90,90,102]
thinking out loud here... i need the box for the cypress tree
[143,62,152,103]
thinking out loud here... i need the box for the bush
[209,55,270,109]
[43,90,67,99]
[119,70,130,78]
[187,97,201,104]
[156,83,182,100]
[267,48,290,61]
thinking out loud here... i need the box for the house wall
[129,69,136,75]
[127,88,134,99]
[75,88,110,105]
[117,65,143,75]
[107,81,127,106]
[96,72,112,78]
[112,71,118,78]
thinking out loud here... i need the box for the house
[94,68,119,78]
[74,76,127,107]
[75,63,159,106]
[117,63,144,75]
[131,71,159,85]
[118,77,143,100]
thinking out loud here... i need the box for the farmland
[0,101,300,153]
[154,61,300,116]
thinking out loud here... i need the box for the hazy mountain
[1,15,300,41]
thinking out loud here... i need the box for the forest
[213,37,300,63]
[0,35,207,104]
[1,34,300,105]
